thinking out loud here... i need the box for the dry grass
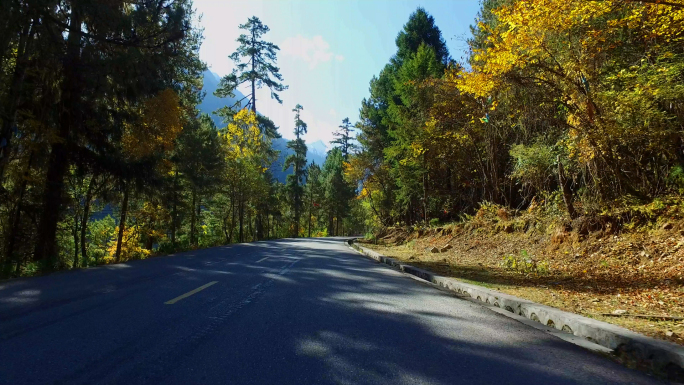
[361,216,684,345]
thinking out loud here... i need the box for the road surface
[0,238,661,384]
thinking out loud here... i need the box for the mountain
[269,139,329,183]
[307,140,328,163]
[197,70,330,183]
[198,70,246,127]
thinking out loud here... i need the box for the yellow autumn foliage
[122,88,183,160]
[454,0,684,170]
[222,108,262,161]
[105,225,151,263]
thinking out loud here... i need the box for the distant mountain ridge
[198,70,329,183]
[199,70,246,128]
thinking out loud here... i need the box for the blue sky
[193,0,482,147]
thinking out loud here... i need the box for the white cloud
[280,35,342,69]
[329,108,337,118]
[300,108,337,146]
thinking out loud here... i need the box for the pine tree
[284,104,308,237]
[176,115,225,247]
[214,16,285,240]
[305,163,323,237]
[395,7,450,66]
[332,118,356,159]
[31,0,201,265]
[321,148,354,236]
[215,16,287,139]
[353,7,449,226]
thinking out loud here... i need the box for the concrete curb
[347,239,684,380]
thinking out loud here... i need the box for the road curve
[0,238,661,384]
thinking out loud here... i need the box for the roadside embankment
[348,238,684,381]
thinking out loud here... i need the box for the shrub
[88,216,117,263]
[510,143,556,194]
[500,250,549,275]
[667,165,684,193]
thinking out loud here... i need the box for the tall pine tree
[214,16,285,240]
[284,104,308,237]
[305,163,322,237]
[321,148,353,236]
[215,16,286,139]
[332,118,356,159]
[354,7,449,226]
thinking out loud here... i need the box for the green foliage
[20,262,41,277]
[500,250,549,275]
[0,6,370,278]
[332,118,356,159]
[667,166,684,193]
[215,16,287,121]
[157,240,185,255]
[87,216,117,263]
[322,148,356,236]
[395,7,449,65]
[285,104,308,237]
[509,143,556,193]
[352,7,451,226]
[354,0,684,234]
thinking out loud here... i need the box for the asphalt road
[0,238,662,384]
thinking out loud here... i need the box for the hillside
[361,201,684,346]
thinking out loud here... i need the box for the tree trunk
[229,196,236,243]
[223,215,229,243]
[115,185,130,263]
[328,211,334,237]
[251,28,257,114]
[190,188,197,247]
[249,28,263,241]
[247,210,253,241]
[293,163,299,238]
[34,8,82,264]
[254,212,261,241]
[223,196,231,243]
[239,198,244,243]
[80,175,95,265]
[308,193,313,238]
[34,144,71,264]
[558,156,578,219]
[423,156,428,224]
[72,212,79,269]
[171,169,178,245]
[145,211,156,250]
[335,212,340,237]
[196,196,202,245]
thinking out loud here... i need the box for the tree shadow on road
[162,239,660,385]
